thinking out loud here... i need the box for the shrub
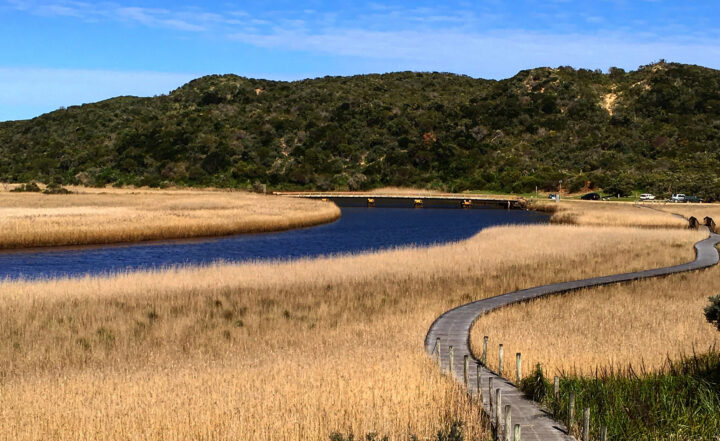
[520,363,547,402]
[10,182,41,192]
[42,182,72,194]
[705,295,720,331]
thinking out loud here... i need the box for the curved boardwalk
[425,231,720,441]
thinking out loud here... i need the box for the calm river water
[0,207,548,281]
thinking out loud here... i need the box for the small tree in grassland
[705,295,720,331]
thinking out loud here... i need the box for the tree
[705,295,720,331]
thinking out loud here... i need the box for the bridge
[273,192,527,209]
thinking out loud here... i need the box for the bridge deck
[274,192,526,206]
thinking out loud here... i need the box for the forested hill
[2,62,720,199]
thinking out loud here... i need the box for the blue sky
[1,0,719,121]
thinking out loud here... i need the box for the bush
[520,363,547,402]
[251,180,267,193]
[42,182,72,194]
[10,182,41,192]
[705,295,720,331]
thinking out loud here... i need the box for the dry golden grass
[0,223,703,441]
[0,187,340,249]
[471,264,720,378]
[539,199,688,228]
[650,202,720,224]
[470,203,720,381]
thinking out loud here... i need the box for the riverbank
[532,199,690,228]
[0,186,340,249]
[0,223,703,441]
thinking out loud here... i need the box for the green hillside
[2,61,720,199]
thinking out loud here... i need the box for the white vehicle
[639,193,655,200]
[671,194,686,202]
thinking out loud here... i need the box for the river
[0,207,548,281]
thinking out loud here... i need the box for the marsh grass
[0,225,702,441]
[520,350,720,440]
[652,202,720,224]
[537,200,689,228]
[473,232,720,440]
[472,264,720,379]
[0,187,340,249]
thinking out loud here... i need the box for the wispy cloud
[2,1,720,82]
[3,0,229,31]
[114,6,206,31]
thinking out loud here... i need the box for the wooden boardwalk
[425,231,720,441]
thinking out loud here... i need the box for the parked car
[685,195,703,203]
[639,193,655,200]
[671,194,686,202]
[580,192,601,200]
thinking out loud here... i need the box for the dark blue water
[0,207,548,280]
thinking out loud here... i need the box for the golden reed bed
[469,200,720,382]
[471,264,720,379]
[0,216,705,440]
[0,186,340,249]
[536,199,689,229]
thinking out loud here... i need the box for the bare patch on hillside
[602,91,618,115]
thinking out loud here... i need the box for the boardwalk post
[464,355,469,387]
[476,364,482,401]
[503,405,512,441]
[568,391,576,436]
[515,353,522,384]
[488,377,494,416]
[514,424,521,441]
[482,336,488,365]
[600,426,607,441]
[582,408,590,441]
[554,376,560,400]
[449,346,454,374]
[495,389,502,428]
[436,338,441,366]
[498,344,504,377]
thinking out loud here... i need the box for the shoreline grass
[531,199,690,228]
[0,187,340,250]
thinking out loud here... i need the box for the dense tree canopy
[1,61,720,198]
